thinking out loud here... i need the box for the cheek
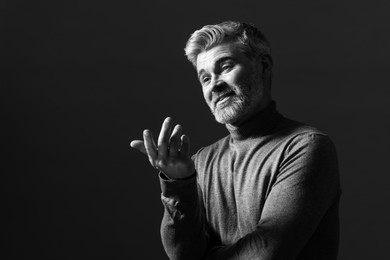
[202,88,212,104]
[239,70,262,91]
[231,69,252,88]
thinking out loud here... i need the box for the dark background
[2,0,389,259]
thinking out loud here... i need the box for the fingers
[169,124,183,157]
[130,117,191,172]
[157,117,173,159]
[180,134,190,157]
[143,129,158,168]
[129,140,147,154]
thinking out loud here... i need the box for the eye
[201,76,211,85]
[221,62,233,72]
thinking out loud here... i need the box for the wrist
[160,170,196,181]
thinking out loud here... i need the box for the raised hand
[130,117,195,180]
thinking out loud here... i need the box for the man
[130,21,341,260]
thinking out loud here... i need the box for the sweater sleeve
[204,133,341,260]
[159,171,210,260]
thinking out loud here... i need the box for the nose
[210,76,226,93]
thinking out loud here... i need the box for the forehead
[196,43,246,73]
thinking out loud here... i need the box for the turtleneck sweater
[159,102,341,260]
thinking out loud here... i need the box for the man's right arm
[130,117,209,259]
[159,172,210,260]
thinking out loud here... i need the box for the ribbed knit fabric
[160,102,341,260]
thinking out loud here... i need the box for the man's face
[196,42,271,125]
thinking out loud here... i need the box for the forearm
[203,226,302,260]
[204,232,275,260]
[160,173,209,260]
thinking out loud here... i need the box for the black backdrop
[2,0,389,259]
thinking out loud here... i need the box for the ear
[260,54,273,75]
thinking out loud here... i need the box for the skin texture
[196,42,272,126]
[130,42,272,179]
[130,117,195,179]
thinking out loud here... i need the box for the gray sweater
[159,103,341,260]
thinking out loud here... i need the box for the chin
[213,105,246,125]
[212,95,263,125]
[214,115,239,124]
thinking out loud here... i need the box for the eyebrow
[197,56,235,80]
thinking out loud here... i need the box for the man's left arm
[205,133,341,260]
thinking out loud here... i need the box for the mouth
[215,92,235,106]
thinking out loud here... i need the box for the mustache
[213,91,235,104]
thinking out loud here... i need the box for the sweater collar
[226,101,282,141]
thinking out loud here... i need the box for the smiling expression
[196,43,271,125]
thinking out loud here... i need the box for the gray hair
[184,21,272,67]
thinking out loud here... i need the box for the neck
[226,101,281,141]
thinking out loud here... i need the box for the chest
[197,143,283,242]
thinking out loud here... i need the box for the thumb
[130,140,147,155]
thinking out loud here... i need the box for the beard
[213,95,250,124]
[211,76,264,125]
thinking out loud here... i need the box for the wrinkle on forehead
[196,43,240,75]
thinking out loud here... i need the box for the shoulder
[191,135,230,164]
[274,117,335,149]
[272,118,341,197]
[275,118,339,180]
[266,117,339,174]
